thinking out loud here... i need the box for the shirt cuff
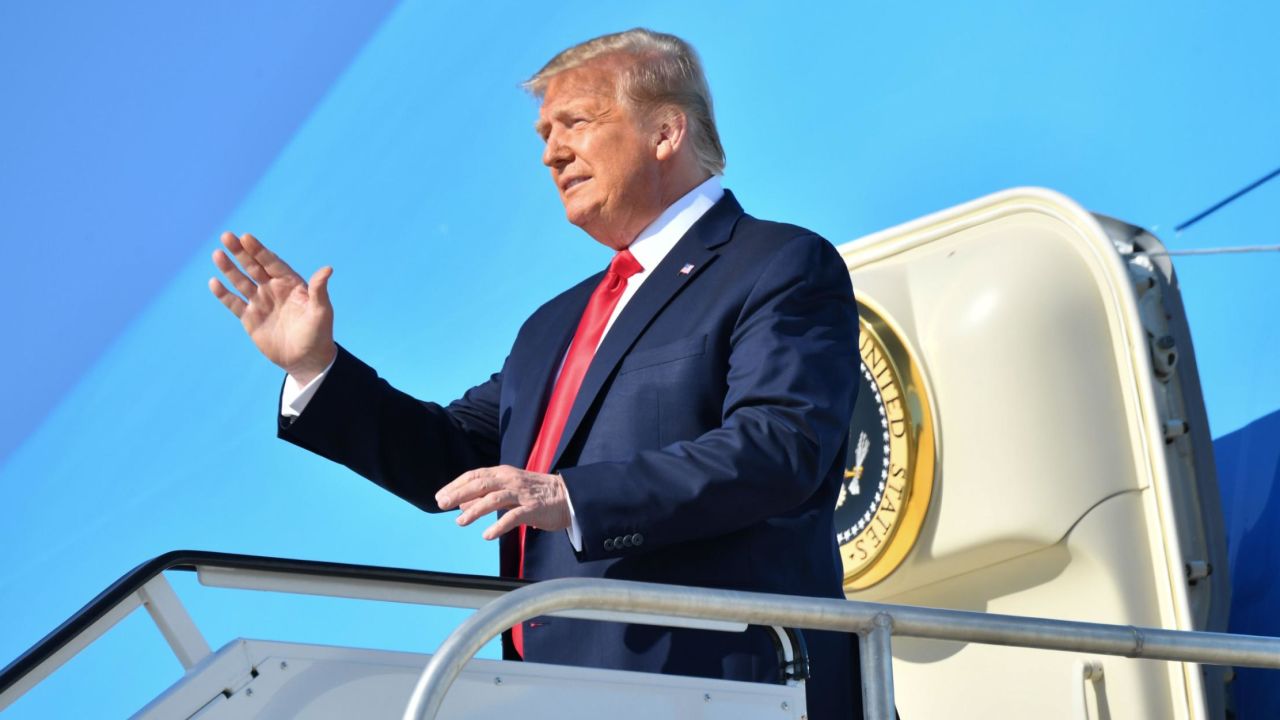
[564,480,583,552]
[280,356,337,418]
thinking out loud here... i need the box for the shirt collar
[626,176,724,273]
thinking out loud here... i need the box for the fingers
[309,265,334,309]
[212,248,258,299]
[208,277,247,318]
[483,509,526,541]
[437,467,501,509]
[220,232,270,283]
[440,466,522,525]
[455,489,518,528]
[439,467,568,539]
[240,232,299,280]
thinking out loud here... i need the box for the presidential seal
[836,299,936,591]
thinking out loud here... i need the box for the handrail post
[137,575,211,670]
[860,613,896,720]
[403,581,575,720]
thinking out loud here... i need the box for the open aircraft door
[836,187,1231,719]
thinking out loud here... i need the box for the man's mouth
[562,176,591,193]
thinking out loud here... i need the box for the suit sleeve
[277,346,502,513]
[560,233,858,560]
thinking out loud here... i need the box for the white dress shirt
[280,175,725,549]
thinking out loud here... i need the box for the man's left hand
[436,466,571,540]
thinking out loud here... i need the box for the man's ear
[654,107,688,161]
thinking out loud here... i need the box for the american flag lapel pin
[679,263,695,275]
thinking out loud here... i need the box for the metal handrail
[0,550,526,707]
[402,577,1280,720]
[1,550,809,713]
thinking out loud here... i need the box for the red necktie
[513,249,643,656]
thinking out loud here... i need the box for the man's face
[536,61,663,249]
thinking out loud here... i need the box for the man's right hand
[208,232,337,384]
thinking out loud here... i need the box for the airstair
[3,549,1280,719]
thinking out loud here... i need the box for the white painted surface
[839,188,1224,718]
[134,639,806,720]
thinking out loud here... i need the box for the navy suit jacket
[279,191,862,719]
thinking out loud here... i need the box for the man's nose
[542,130,571,169]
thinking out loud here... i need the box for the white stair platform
[136,638,807,720]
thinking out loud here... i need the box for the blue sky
[2,2,1277,716]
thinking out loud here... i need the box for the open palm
[209,232,337,383]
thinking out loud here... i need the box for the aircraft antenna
[1175,165,1280,233]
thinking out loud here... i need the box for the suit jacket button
[632,533,644,546]
[604,538,615,551]
[621,535,633,548]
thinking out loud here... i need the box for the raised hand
[208,232,337,383]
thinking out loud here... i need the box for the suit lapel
[505,274,601,468]
[548,191,745,470]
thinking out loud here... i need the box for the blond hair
[525,28,726,176]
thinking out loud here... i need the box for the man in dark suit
[210,28,860,719]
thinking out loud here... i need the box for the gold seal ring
[837,297,937,591]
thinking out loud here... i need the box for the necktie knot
[609,249,643,281]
